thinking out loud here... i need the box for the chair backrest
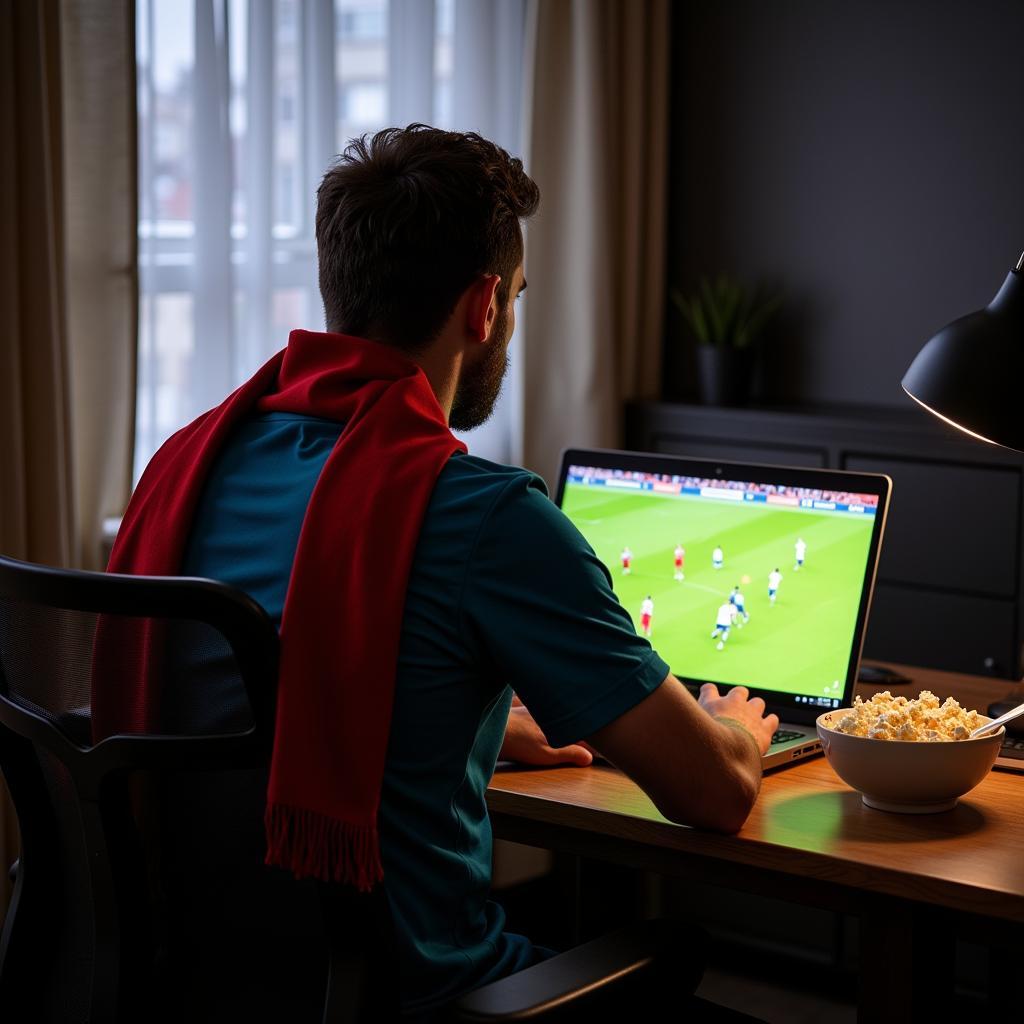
[0,554,282,1022]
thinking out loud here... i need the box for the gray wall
[666,0,1024,406]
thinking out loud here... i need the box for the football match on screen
[561,466,879,703]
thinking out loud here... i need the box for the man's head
[315,124,539,356]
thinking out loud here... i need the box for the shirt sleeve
[460,473,670,748]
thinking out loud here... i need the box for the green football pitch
[561,485,877,699]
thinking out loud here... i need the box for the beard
[448,304,510,432]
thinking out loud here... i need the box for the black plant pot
[696,346,753,407]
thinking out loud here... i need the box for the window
[339,82,386,125]
[338,6,386,41]
[136,0,525,479]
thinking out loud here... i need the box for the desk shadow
[764,790,988,846]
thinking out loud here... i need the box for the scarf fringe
[264,802,383,892]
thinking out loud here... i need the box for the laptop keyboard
[771,729,806,745]
[1000,736,1024,760]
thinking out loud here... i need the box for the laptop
[554,449,891,769]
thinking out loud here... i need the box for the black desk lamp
[902,251,1024,451]
[902,252,1024,713]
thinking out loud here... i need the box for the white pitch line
[685,581,725,596]
[618,571,724,598]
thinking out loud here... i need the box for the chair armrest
[448,918,704,1022]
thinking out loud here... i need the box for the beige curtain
[520,0,670,488]
[62,0,137,572]
[0,0,136,920]
[0,0,74,568]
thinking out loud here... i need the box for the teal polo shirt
[179,412,669,1017]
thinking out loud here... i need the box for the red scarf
[97,330,465,890]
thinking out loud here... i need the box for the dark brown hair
[315,124,540,350]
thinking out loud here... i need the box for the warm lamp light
[902,251,1024,452]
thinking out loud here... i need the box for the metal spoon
[971,700,1024,738]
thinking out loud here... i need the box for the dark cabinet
[626,401,1024,678]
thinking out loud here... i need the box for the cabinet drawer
[653,435,826,468]
[864,584,1018,678]
[844,455,1020,598]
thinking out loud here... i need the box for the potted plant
[670,276,781,406]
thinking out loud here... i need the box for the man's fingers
[728,685,749,701]
[548,744,594,767]
[699,682,720,700]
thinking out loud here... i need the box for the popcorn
[829,690,984,742]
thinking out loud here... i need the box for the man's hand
[500,703,593,767]
[698,683,779,755]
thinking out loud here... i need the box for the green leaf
[700,277,725,346]
[688,296,710,345]
[672,276,781,348]
[719,279,741,347]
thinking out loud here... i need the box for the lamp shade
[902,254,1024,452]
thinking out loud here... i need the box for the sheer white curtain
[136,0,526,479]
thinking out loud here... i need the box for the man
[769,567,784,603]
[639,594,655,637]
[730,584,750,625]
[674,542,685,580]
[712,543,724,570]
[794,537,807,571]
[621,544,633,574]
[711,599,739,650]
[107,126,776,1018]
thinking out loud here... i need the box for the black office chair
[0,554,714,1023]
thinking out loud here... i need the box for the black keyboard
[772,729,805,745]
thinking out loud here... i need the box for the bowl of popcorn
[815,690,1003,813]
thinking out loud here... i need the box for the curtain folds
[136,0,527,471]
[0,0,69,925]
[0,0,73,570]
[520,0,670,487]
[0,0,136,920]
[62,0,138,571]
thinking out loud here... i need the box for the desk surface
[487,664,1024,925]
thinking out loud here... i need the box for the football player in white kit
[711,600,738,650]
[712,544,724,570]
[794,537,807,571]
[639,595,654,637]
[621,546,633,575]
[729,585,749,625]
[768,568,783,604]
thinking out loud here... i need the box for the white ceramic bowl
[815,709,1004,813]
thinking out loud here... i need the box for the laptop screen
[558,454,886,714]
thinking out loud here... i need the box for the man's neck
[404,332,463,424]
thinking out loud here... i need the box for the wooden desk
[487,665,1024,1022]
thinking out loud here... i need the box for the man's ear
[466,274,502,343]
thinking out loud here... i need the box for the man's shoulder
[423,452,588,561]
[435,452,549,505]
[413,453,574,587]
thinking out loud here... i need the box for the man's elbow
[704,769,760,833]
[658,764,760,834]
